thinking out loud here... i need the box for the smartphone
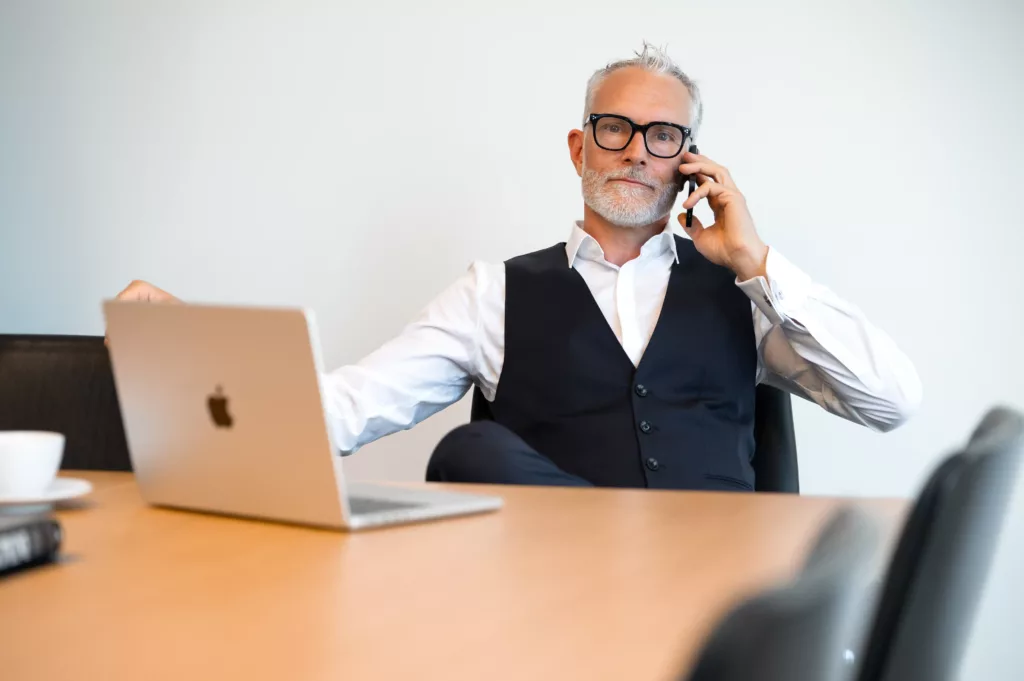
[683,143,699,228]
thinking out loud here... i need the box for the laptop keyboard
[348,496,424,516]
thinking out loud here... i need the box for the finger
[682,149,721,168]
[681,179,731,210]
[679,163,729,187]
[677,161,735,189]
[676,211,705,239]
[678,167,716,185]
[115,281,139,300]
[116,280,179,303]
[121,280,176,303]
[679,154,737,189]
[115,280,152,301]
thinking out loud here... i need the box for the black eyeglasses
[585,113,692,159]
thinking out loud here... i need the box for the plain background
[1,0,1022,677]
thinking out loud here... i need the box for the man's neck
[581,205,669,267]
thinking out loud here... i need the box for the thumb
[677,211,706,242]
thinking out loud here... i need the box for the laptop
[103,300,502,530]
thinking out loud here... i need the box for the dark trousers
[426,421,593,487]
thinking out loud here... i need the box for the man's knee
[426,421,517,483]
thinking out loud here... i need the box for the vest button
[635,384,648,397]
[639,420,652,433]
[646,457,660,471]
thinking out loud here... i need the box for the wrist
[731,242,769,281]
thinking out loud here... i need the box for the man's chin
[584,193,669,228]
[605,213,660,229]
[605,204,668,229]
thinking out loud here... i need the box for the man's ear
[567,129,584,178]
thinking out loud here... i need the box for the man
[115,44,921,491]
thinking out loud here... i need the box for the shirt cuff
[735,248,813,325]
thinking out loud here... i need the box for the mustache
[602,168,663,189]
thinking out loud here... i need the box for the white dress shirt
[323,222,922,454]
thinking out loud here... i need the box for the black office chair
[469,383,800,492]
[854,406,1024,681]
[679,506,880,681]
[0,334,132,471]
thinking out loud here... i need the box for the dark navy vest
[487,235,758,491]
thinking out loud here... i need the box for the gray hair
[583,42,703,139]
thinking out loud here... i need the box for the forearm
[743,250,922,431]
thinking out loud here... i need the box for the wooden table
[0,472,907,681]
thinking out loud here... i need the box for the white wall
[1,0,1022,677]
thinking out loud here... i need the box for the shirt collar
[565,220,680,268]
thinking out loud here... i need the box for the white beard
[581,167,679,228]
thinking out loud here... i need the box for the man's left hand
[677,150,768,281]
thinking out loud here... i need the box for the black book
[0,515,63,577]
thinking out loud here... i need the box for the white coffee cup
[0,431,65,497]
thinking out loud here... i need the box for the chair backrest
[469,383,800,492]
[0,334,132,471]
[681,506,880,681]
[753,384,800,493]
[855,406,1024,681]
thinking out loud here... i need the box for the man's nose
[621,132,649,166]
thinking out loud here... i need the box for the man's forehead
[590,67,691,126]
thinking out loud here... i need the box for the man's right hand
[105,280,181,345]
[114,280,181,303]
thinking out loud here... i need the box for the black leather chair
[470,383,800,492]
[0,334,132,471]
[680,506,880,681]
[854,406,1024,681]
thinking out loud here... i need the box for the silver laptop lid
[103,301,350,528]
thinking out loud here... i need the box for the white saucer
[0,477,93,509]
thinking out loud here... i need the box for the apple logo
[207,385,234,428]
